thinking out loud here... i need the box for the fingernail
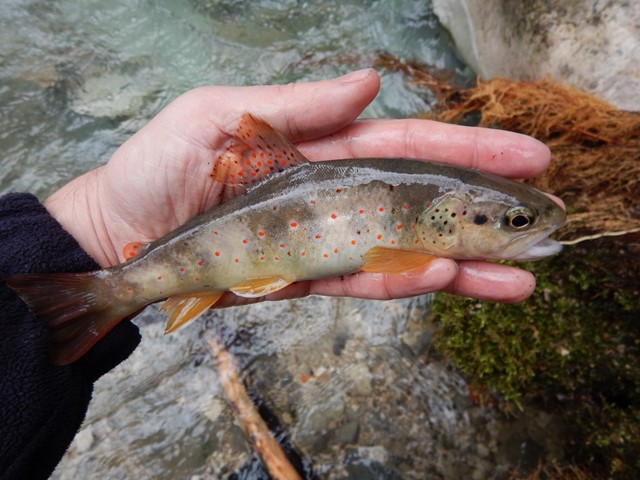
[338,68,375,84]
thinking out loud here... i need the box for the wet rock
[347,361,373,397]
[70,72,151,118]
[432,0,640,110]
[476,442,490,459]
[334,420,360,446]
[73,427,94,454]
[295,396,346,452]
[52,296,567,479]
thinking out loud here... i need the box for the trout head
[416,189,566,261]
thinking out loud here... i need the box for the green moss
[431,240,640,478]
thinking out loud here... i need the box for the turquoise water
[0,0,470,198]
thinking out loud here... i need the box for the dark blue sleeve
[0,193,141,480]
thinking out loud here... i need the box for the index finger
[298,119,551,179]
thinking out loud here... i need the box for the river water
[0,0,471,196]
[1,1,558,479]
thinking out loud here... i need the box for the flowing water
[1,1,560,478]
[0,0,471,197]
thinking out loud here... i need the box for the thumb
[161,69,381,145]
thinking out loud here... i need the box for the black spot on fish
[474,214,488,225]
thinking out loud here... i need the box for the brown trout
[6,114,565,365]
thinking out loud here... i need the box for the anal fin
[361,246,438,274]
[230,276,292,298]
[160,291,223,334]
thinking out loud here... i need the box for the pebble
[74,427,94,453]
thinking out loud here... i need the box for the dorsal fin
[211,113,309,199]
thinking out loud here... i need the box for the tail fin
[5,272,135,365]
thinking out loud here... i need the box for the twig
[559,227,640,245]
[208,338,302,480]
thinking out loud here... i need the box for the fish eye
[506,206,536,229]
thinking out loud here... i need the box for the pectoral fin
[230,276,292,298]
[361,246,438,274]
[161,292,223,334]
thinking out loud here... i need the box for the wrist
[43,168,118,268]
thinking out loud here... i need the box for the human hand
[44,69,555,304]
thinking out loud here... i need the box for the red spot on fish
[251,152,257,158]
[310,199,316,205]
[315,234,321,239]
[179,267,185,272]
[127,286,133,292]
[213,231,219,236]
[351,240,357,245]
[157,276,163,280]
[336,189,342,193]
[358,209,364,214]
[279,243,285,248]
[274,256,280,261]
[234,258,239,263]
[334,248,339,253]
[260,256,265,261]
[258,231,265,237]
[378,207,384,213]
[330,213,337,220]
[301,251,306,257]
[396,224,403,230]
[195,278,200,282]
[425,203,431,208]
[403,204,410,210]
[290,222,298,228]
[197,260,204,266]
[214,251,220,257]
[323,253,328,258]
[377,234,383,240]
[391,240,396,245]
[242,239,248,244]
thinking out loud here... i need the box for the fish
[4,114,565,365]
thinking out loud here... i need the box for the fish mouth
[508,237,563,261]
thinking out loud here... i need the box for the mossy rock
[431,239,640,478]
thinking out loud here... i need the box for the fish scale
[117,165,438,302]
